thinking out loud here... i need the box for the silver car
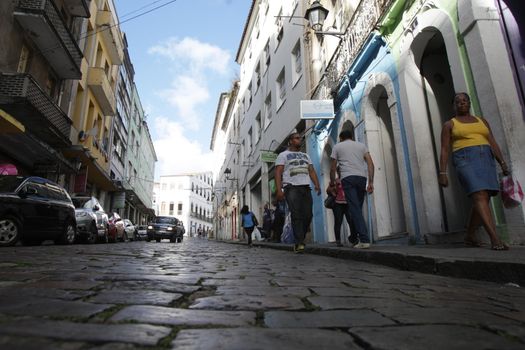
[123,219,137,241]
[71,196,109,243]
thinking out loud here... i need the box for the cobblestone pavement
[0,239,524,349]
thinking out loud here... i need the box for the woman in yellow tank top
[439,93,510,250]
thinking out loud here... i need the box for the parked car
[136,225,147,240]
[108,212,126,242]
[71,196,109,243]
[0,175,76,247]
[122,219,137,241]
[146,216,184,243]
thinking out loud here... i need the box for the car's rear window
[0,176,25,192]
[72,197,91,209]
[152,217,177,224]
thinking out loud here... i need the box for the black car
[146,216,184,243]
[0,176,76,247]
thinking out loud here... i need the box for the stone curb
[221,240,525,285]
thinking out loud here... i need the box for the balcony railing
[63,0,90,18]
[14,0,83,79]
[87,67,116,115]
[0,73,72,148]
[96,10,124,65]
[312,0,393,99]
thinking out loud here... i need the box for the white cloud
[149,37,231,75]
[152,117,219,177]
[158,75,209,130]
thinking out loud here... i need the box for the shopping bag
[500,175,524,209]
[253,226,263,241]
[280,203,295,244]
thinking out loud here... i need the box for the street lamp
[304,1,345,37]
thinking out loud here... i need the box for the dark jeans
[244,226,254,245]
[341,175,369,243]
[284,185,313,245]
[332,203,355,243]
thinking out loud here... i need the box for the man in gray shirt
[275,132,321,253]
[330,129,374,248]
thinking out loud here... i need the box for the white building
[155,173,214,237]
[214,0,311,240]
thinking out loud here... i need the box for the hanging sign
[300,100,335,119]
[261,150,278,163]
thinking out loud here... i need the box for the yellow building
[64,0,124,208]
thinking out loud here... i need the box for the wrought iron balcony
[63,0,90,17]
[87,67,116,115]
[14,0,83,79]
[96,10,124,65]
[0,73,72,148]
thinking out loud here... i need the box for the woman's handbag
[500,175,524,208]
[324,194,336,209]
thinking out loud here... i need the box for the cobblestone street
[0,239,524,349]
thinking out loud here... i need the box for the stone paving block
[88,289,182,306]
[377,306,517,325]
[97,274,201,285]
[308,296,414,310]
[487,323,525,343]
[110,305,255,326]
[20,280,100,290]
[216,286,311,298]
[0,335,85,350]
[273,278,347,288]
[201,278,270,287]
[265,310,396,328]
[0,287,94,301]
[189,295,305,310]
[350,324,524,350]
[0,319,171,346]
[0,299,112,318]
[102,280,200,294]
[311,287,402,298]
[171,328,358,349]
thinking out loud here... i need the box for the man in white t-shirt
[330,129,374,249]
[275,132,321,253]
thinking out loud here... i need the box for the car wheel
[122,232,128,242]
[55,221,76,245]
[145,237,151,242]
[86,223,97,244]
[177,237,183,243]
[155,238,161,243]
[170,236,176,243]
[0,216,21,247]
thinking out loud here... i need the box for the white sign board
[300,100,335,120]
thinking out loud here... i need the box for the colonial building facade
[214,0,524,245]
[0,0,157,223]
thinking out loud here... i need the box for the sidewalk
[248,241,525,285]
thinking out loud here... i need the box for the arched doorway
[413,30,470,233]
[366,85,406,238]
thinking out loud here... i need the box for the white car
[136,225,147,240]
[123,219,137,241]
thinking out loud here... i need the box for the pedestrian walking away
[275,131,321,253]
[439,92,510,251]
[326,174,354,247]
[240,205,258,246]
[330,129,374,249]
[262,202,274,241]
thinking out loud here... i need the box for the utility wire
[0,0,178,71]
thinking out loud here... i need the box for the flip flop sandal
[491,243,509,251]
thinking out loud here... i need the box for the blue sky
[113,0,251,178]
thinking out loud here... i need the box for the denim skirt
[453,145,499,196]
